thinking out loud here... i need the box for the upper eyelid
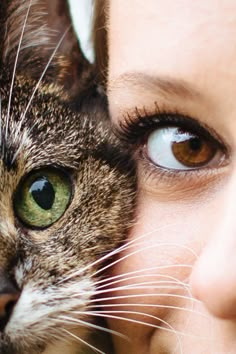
[114,106,229,154]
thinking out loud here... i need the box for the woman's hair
[92,0,108,84]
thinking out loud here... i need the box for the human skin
[104,0,236,353]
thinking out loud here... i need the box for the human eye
[115,107,229,197]
[146,126,221,170]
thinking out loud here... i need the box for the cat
[0,1,136,353]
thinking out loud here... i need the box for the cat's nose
[0,273,20,331]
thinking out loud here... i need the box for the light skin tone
[103,0,236,353]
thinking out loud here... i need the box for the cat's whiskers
[57,225,178,283]
[58,222,198,285]
[6,0,33,143]
[65,276,205,324]
[89,291,198,305]
[89,282,201,325]
[95,275,190,290]
[61,302,209,354]
[85,308,211,340]
[62,328,106,354]
[93,267,194,305]
[11,26,71,163]
[57,314,126,340]
[53,224,201,352]
[71,309,184,354]
[96,283,190,297]
[94,270,192,298]
[81,274,211,340]
[63,303,202,343]
[86,309,213,346]
[93,242,198,280]
[93,265,193,288]
[89,302,209,319]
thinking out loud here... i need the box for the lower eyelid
[137,156,229,202]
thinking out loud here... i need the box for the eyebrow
[108,72,202,100]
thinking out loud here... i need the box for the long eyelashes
[115,105,226,150]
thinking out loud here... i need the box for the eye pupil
[30,177,55,210]
[188,137,202,152]
[171,132,216,167]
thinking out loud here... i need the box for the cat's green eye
[14,168,72,229]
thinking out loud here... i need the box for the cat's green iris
[14,168,72,228]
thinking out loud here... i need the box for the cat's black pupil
[30,177,55,210]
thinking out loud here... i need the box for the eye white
[147,126,201,170]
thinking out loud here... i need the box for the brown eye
[147,127,218,170]
[171,132,216,167]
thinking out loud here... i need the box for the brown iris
[171,132,216,168]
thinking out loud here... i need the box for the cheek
[103,197,191,320]
[104,192,220,336]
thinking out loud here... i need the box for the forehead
[108,0,236,137]
[108,0,236,76]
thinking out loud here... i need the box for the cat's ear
[0,0,94,99]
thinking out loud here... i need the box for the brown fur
[0,1,136,353]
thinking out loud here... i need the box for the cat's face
[0,1,136,353]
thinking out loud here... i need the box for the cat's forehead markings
[0,138,18,172]
[0,120,32,173]
[1,152,17,171]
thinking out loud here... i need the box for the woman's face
[106,1,236,353]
